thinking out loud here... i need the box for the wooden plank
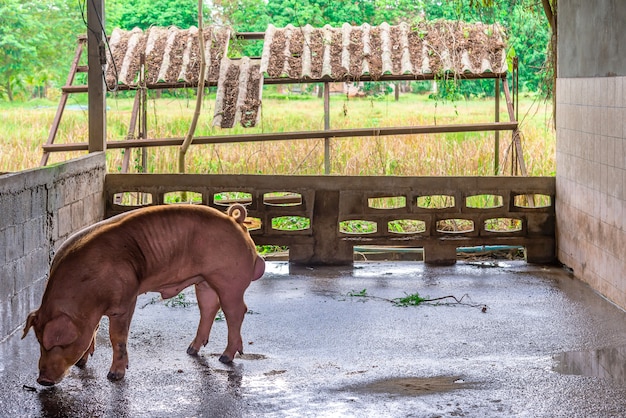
[62,72,507,93]
[87,0,106,153]
[501,78,516,123]
[40,40,85,166]
[120,92,141,173]
[494,78,500,175]
[324,82,330,175]
[43,122,518,152]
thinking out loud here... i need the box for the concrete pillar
[289,190,353,265]
[524,239,556,264]
[423,244,457,265]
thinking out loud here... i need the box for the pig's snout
[37,375,57,386]
[36,366,67,386]
[36,355,71,386]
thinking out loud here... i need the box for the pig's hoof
[219,355,233,364]
[107,371,125,381]
[186,345,199,356]
[75,358,87,368]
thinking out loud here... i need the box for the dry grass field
[0,89,555,176]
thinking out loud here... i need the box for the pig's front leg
[75,323,99,367]
[106,300,137,381]
[187,281,221,356]
[217,290,248,364]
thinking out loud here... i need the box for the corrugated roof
[105,26,231,87]
[103,21,507,129]
[213,57,263,128]
[260,21,507,80]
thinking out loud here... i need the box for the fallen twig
[347,289,488,311]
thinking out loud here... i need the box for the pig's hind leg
[187,281,221,356]
[216,289,248,364]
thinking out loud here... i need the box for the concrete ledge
[105,174,556,266]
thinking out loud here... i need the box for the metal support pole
[494,78,500,175]
[324,81,330,175]
[87,0,106,153]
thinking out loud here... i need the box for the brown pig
[22,203,265,386]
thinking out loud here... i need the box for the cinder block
[71,200,85,232]
[0,261,15,303]
[57,205,72,238]
[12,257,26,295]
[87,191,105,222]
[0,195,15,230]
[5,225,24,262]
[65,177,78,205]
[0,296,20,340]
[0,227,6,265]
[12,288,30,334]
[0,297,8,339]
[23,216,45,256]
[30,186,47,219]
[49,184,65,213]
[19,249,48,292]
[32,278,47,304]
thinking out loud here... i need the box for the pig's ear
[22,311,38,339]
[42,314,79,350]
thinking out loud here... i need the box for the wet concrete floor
[3,261,626,417]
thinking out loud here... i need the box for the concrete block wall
[556,77,626,308]
[0,153,105,341]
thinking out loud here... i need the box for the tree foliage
[106,0,200,31]
[0,0,82,101]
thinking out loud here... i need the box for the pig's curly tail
[227,203,247,224]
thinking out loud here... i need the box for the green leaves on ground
[347,288,486,310]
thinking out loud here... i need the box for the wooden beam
[501,78,516,123]
[324,82,330,175]
[87,0,106,153]
[494,78,500,175]
[40,41,85,166]
[42,122,518,152]
[61,72,507,94]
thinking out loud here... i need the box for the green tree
[106,0,203,31]
[214,0,269,31]
[372,0,426,25]
[213,0,269,56]
[0,0,34,100]
[266,0,377,27]
[0,0,82,101]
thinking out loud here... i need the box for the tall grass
[0,90,555,176]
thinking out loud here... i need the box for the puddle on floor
[553,346,626,383]
[346,376,468,396]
